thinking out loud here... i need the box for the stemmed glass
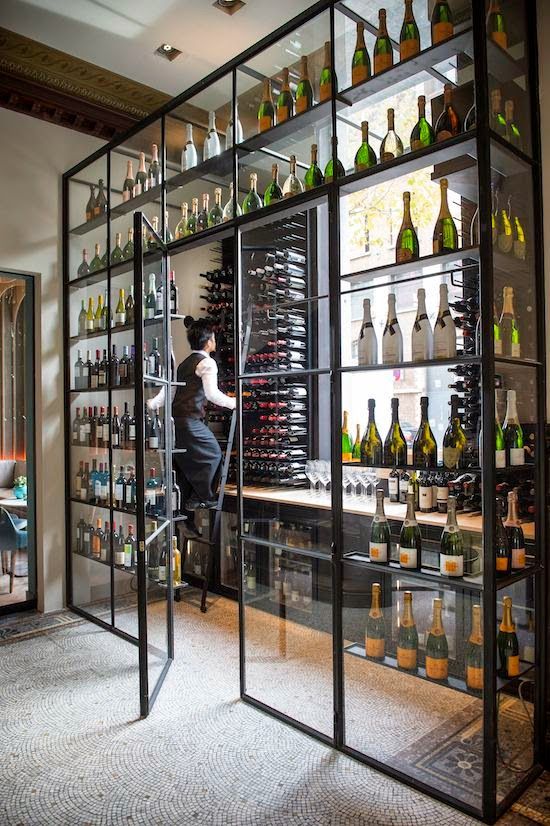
[305,460,319,497]
[317,460,331,500]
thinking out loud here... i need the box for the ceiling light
[155,43,182,61]
[213,0,246,15]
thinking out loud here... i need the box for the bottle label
[491,30,508,49]
[512,547,526,569]
[319,84,331,103]
[425,656,448,681]
[295,96,308,115]
[511,342,520,358]
[82,366,89,376]
[397,646,417,670]
[419,488,432,510]
[440,552,463,577]
[495,449,506,468]
[369,542,388,563]
[432,21,453,43]
[436,130,453,143]
[278,105,290,123]
[79,425,87,442]
[125,486,134,504]
[158,565,166,582]
[506,654,520,677]
[101,484,108,500]
[400,39,419,60]
[116,313,125,325]
[509,447,524,466]
[494,338,503,356]
[396,248,414,263]
[437,485,449,508]
[146,489,156,506]
[91,375,98,389]
[365,637,385,659]
[115,550,125,566]
[443,447,459,468]
[388,477,399,496]
[352,64,369,86]
[496,556,509,572]
[115,483,124,501]
[80,488,87,501]
[124,544,133,566]
[149,436,159,449]
[380,152,395,163]
[399,546,417,569]
[103,425,110,443]
[129,425,136,441]
[74,479,81,493]
[112,433,119,447]
[374,53,393,74]
[259,115,273,133]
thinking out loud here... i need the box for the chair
[0,507,27,594]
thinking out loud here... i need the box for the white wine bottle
[382,293,403,364]
[282,155,304,198]
[380,108,403,162]
[222,182,242,221]
[503,389,524,466]
[225,102,244,149]
[357,298,378,365]
[204,111,221,160]
[181,123,198,171]
[411,287,433,361]
[499,286,520,358]
[433,283,456,358]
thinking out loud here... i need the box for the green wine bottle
[319,40,336,102]
[399,492,421,570]
[263,164,283,206]
[395,191,419,263]
[197,194,209,232]
[277,68,294,123]
[324,137,345,182]
[495,498,511,576]
[431,0,454,44]
[412,396,437,468]
[497,596,519,678]
[242,172,263,214]
[439,495,464,577]
[295,55,314,115]
[354,121,377,172]
[487,0,507,50]
[442,394,467,469]
[352,423,362,461]
[373,8,394,75]
[361,398,383,466]
[365,582,386,660]
[304,144,324,190]
[504,490,526,571]
[490,89,507,137]
[433,178,458,254]
[176,203,189,239]
[425,598,449,681]
[110,232,124,264]
[410,95,435,151]
[495,392,506,468]
[399,0,420,61]
[465,604,483,693]
[503,389,524,465]
[351,21,371,86]
[208,187,224,227]
[369,489,390,564]
[89,243,102,272]
[504,100,522,150]
[341,410,353,462]
[258,78,275,133]
[383,397,407,466]
[397,591,418,671]
[186,198,198,235]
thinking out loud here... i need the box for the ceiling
[0,0,315,98]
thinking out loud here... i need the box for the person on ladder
[148,316,235,537]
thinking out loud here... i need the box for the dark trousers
[173,417,222,503]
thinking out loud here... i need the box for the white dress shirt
[148,350,235,411]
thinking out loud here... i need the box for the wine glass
[305,460,319,497]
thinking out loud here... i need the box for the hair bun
[183,315,195,329]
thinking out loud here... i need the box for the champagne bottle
[499,286,520,357]
[442,395,467,469]
[176,203,189,239]
[134,152,148,196]
[380,108,403,162]
[277,68,294,123]
[282,155,304,198]
[487,0,507,50]
[319,40,335,102]
[503,389,524,466]
[324,137,345,182]
[410,95,435,151]
[182,124,198,171]
[242,172,263,214]
[384,397,407,466]
[148,143,161,187]
[397,591,418,671]
[413,396,437,467]
[399,492,421,569]
[341,410,353,462]
[258,78,275,132]
[115,289,126,327]
[435,83,461,142]
[400,0,420,61]
[358,297,378,365]
[352,21,371,86]
[433,178,458,253]
[512,210,526,261]
[222,182,242,221]
[411,288,433,361]
[439,495,464,577]
[382,293,403,363]
[361,398,383,465]
[204,111,221,160]
[304,144,324,190]
[490,89,507,137]
[263,164,283,206]
[504,100,522,150]
[354,121,377,172]
[465,604,483,692]
[225,102,244,149]
[369,491,390,563]
[352,423,362,461]
[497,596,519,678]
[122,160,134,202]
[374,8,394,75]
[491,302,502,355]
[122,228,134,259]
[85,184,96,221]
[197,193,209,232]
[89,243,102,273]
[110,232,124,264]
[495,392,506,468]
[504,490,526,570]
[431,0,454,44]
[425,598,449,681]
[187,197,199,234]
[77,299,87,335]
[365,582,385,659]
[77,249,90,279]
[497,197,513,254]
[172,535,182,585]
[125,286,135,326]
[433,283,456,358]
[208,187,224,227]
[94,179,108,217]
[295,56,314,115]
[395,191,419,263]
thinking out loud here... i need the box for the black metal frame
[62,0,547,820]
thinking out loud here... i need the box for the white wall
[0,108,103,613]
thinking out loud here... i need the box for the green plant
[14,476,27,487]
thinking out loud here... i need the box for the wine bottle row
[74,273,178,330]
[71,403,168,451]
[74,460,181,517]
[73,337,164,389]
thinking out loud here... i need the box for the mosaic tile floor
[0,594,547,825]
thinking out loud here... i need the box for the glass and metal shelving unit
[63,0,546,819]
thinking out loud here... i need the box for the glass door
[134,211,174,716]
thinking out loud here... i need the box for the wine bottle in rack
[443,395,467,469]
[411,288,433,361]
[122,228,134,260]
[148,143,161,187]
[282,155,304,198]
[365,582,385,660]
[399,492,421,570]
[94,179,108,217]
[175,203,189,239]
[369,490,390,563]
[495,497,512,576]
[352,21,371,85]
[242,173,263,214]
[495,394,506,469]
[295,56,313,114]
[504,100,522,150]
[395,192,419,263]
[85,185,96,222]
[435,83,461,141]
[258,78,275,133]
[77,250,89,279]
[431,0,454,44]
[342,411,353,462]
[373,8,393,75]
[400,0,420,60]
[169,271,179,314]
[490,89,507,137]
[360,398,383,466]
[497,596,519,678]
[354,121,377,172]
[197,193,210,232]
[504,490,526,570]
[277,68,294,122]
[433,178,458,253]
[499,286,520,358]
[464,604,484,691]
[352,424,362,461]
[324,136,345,182]
[134,152,148,196]
[503,389,524,466]
[89,244,102,273]
[439,495,464,577]
[204,111,221,160]
[433,283,456,358]
[410,95,435,151]
[182,124,198,171]
[208,188,224,227]
[384,397,407,466]
[319,40,334,102]
[425,598,449,681]
[397,591,418,672]
[382,293,403,363]
[304,144,324,190]
[380,108,403,162]
[487,0,507,50]
[358,298,378,365]
[412,396,437,467]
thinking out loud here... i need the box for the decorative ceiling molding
[0,26,171,139]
